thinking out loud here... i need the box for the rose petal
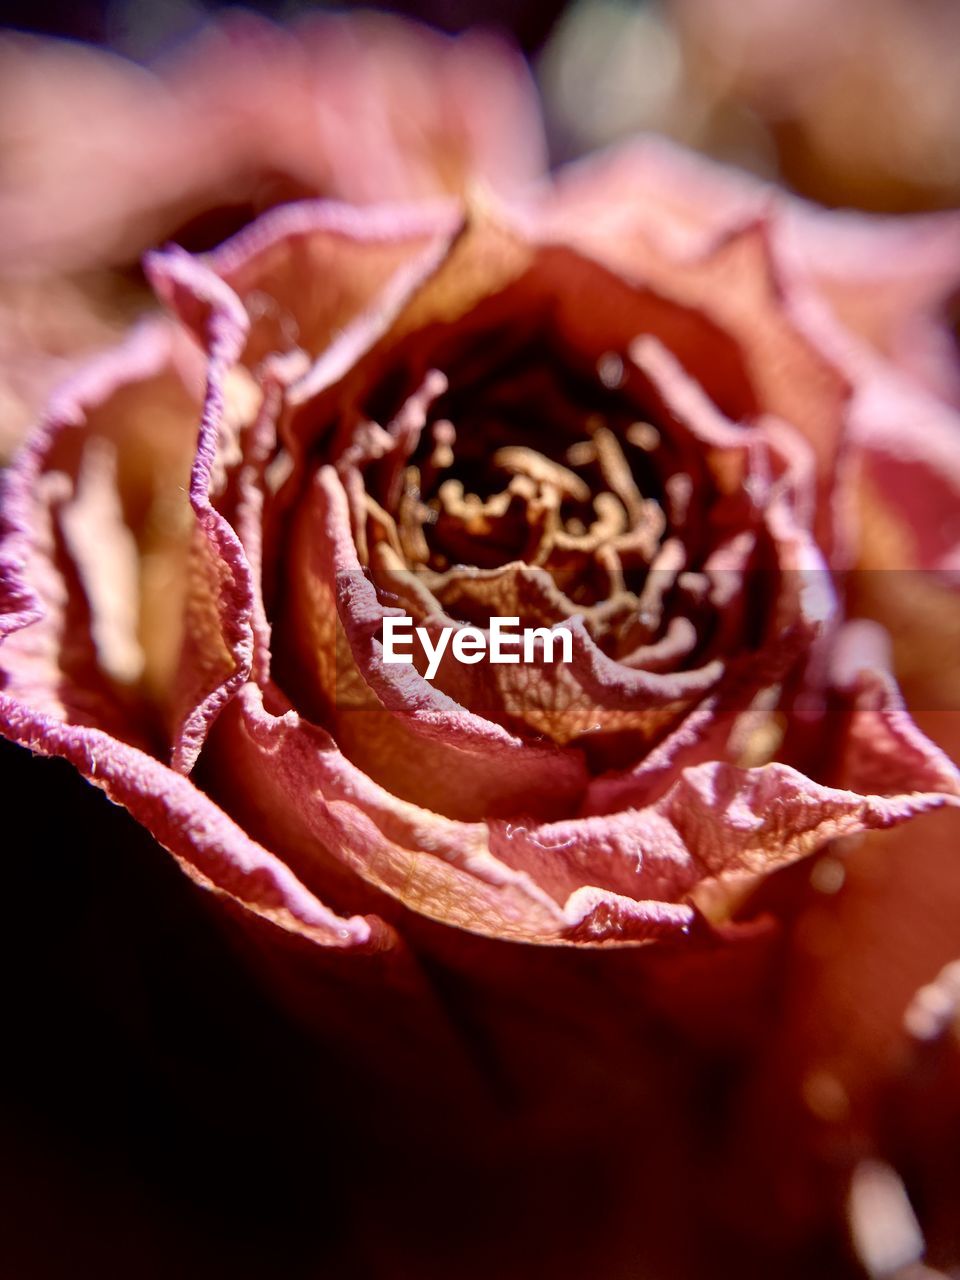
[156,198,460,368]
[540,134,960,403]
[279,465,590,820]
[0,693,378,950]
[199,682,701,946]
[0,320,203,746]
[204,684,584,944]
[538,141,852,511]
[780,203,960,407]
[140,249,258,772]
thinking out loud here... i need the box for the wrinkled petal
[0,693,378,949]
[541,134,960,403]
[203,684,619,944]
[0,320,201,746]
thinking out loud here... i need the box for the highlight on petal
[203,684,589,945]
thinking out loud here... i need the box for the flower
[2,131,958,962]
[3,20,960,1266]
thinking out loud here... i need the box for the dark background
[0,0,567,52]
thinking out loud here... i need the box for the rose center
[399,411,671,613]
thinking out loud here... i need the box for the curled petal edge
[0,691,381,950]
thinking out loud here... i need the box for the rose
[3,111,960,1271]
[0,13,545,458]
[2,128,958,956]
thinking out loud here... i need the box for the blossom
[2,7,960,1258]
[2,129,958,965]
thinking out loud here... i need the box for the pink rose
[5,136,956,948]
[2,43,960,1278]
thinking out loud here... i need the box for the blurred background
[4,0,959,460]
[4,0,960,212]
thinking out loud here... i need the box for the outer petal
[151,198,461,368]
[200,683,693,946]
[196,614,960,945]
[0,693,377,951]
[1,305,264,775]
[540,134,960,405]
[0,324,377,943]
[779,203,960,408]
[0,320,201,744]
[144,203,464,768]
[139,249,259,772]
[270,12,547,203]
[535,145,853,548]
